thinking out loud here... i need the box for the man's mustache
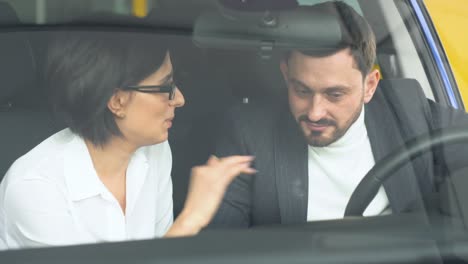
[298,115,336,126]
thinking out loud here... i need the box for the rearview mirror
[193,6,348,52]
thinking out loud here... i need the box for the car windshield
[1,0,468,263]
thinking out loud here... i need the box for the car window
[2,0,159,23]
[0,0,468,263]
[299,0,363,13]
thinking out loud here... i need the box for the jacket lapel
[365,89,425,213]
[274,110,309,224]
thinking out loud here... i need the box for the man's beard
[298,104,363,147]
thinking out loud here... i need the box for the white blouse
[0,129,173,249]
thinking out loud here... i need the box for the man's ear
[363,69,380,104]
[107,90,131,118]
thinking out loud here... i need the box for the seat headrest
[0,1,19,24]
[0,2,36,106]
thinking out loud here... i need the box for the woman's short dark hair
[46,24,168,146]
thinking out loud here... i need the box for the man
[209,1,468,227]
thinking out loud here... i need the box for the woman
[0,31,255,248]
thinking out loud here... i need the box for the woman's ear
[363,69,380,104]
[107,90,130,118]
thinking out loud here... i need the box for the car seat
[0,2,60,180]
[149,2,299,216]
[147,3,240,216]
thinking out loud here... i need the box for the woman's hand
[165,155,255,237]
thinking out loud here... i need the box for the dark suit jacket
[210,79,468,228]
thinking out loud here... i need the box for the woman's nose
[170,87,185,108]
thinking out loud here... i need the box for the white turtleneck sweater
[307,108,392,221]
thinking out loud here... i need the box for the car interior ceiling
[0,1,467,230]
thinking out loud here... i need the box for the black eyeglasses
[121,82,177,100]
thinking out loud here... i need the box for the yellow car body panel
[424,0,468,105]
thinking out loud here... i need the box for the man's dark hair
[46,28,168,146]
[284,1,376,77]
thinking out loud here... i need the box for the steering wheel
[344,126,468,217]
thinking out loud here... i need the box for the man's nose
[307,96,327,122]
[171,87,185,108]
